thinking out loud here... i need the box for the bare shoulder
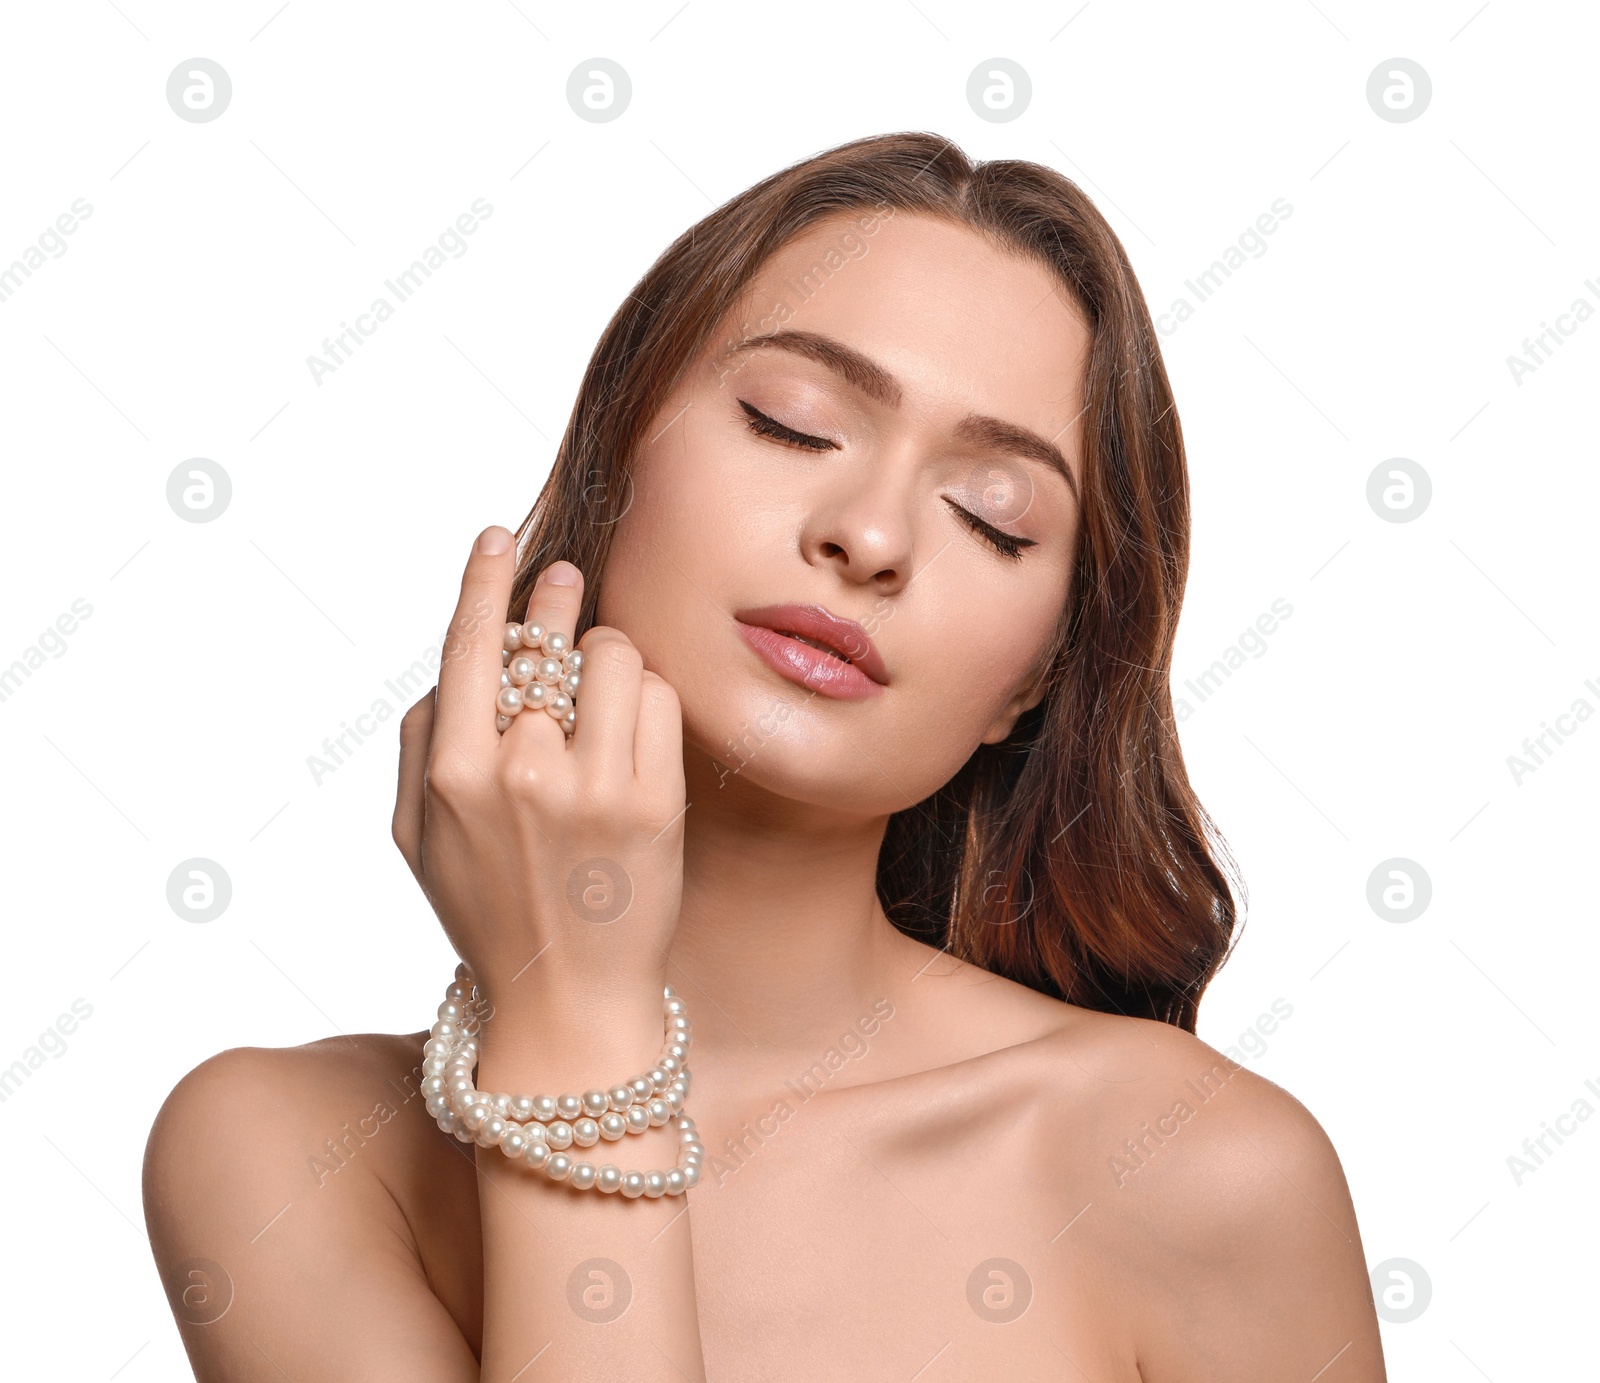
[1024,1010,1386,1381]
[143,1031,480,1382]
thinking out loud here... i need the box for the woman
[143,132,1385,1381]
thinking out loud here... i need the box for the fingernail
[544,561,579,586]
[477,526,510,555]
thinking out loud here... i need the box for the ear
[978,659,1052,745]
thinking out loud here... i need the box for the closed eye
[737,399,838,451]
[738,398,1032,560]
[945,499,1034,561]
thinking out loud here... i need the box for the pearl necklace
[420,964,704,1196]
[496,621,583,736]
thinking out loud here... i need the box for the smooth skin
[143,211,1386,1381]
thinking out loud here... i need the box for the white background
[1,1,1594,1377]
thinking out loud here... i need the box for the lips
[733,603,887,701]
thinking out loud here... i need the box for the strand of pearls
[497,622,583,736]
[420,964,705,1196]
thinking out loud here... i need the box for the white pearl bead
[561,673,581,696]
[544,692,572,718]
[562,650,584,673]
[462,1103,490,1132]
[446,982,469,1001]
[437,1110,460,1134]
[573,1118,600,1148]
[535,656,563,685]
[630,1076,654,1102]
[682,1163,701,1188]
[545,1121,574,1150]
[497,714,512,732]
[503,623,523,652]
[608,1084,634,1112]
[599,1113,627,1141]
[596,1164,623,1193]
[621,1172,645,1198]
[665,997,687,1016]
[545,1153,573,1181]
[521,623,545,649]
[501,1127,528,1157]
[569,1161,598,1190]
[556,1094,583,1120]
[522,682,549,708]
[477,1117,507,1147]
[508,655,535,686]
[511,1095,534,1121]
[532,1096,557,1122]
[647,1099,670,1126]
[496,685,525,715]
[665,1169,686,1195]
[665,1089,685,1114]
[643,1171,666,1198]
[523,1141,551,1169]
[582,1089,611,1118]
[624,1106,650,1134]
[540,630,570,658]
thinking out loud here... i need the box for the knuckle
[591,640,644,676]
[494,756,545,799]
[424,756,475,805]
[399,697,434,737]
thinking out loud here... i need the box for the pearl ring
[496,622,583,736]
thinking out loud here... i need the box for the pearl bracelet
[420,965,704,1195]
[497,622,583,736]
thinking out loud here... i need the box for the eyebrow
[724,328,1078,499]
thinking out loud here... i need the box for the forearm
[471,987,707,1381]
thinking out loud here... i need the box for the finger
[570,628,642,781]
[633,670,685,808]
[432,526,515,774]
[393,687,435,882]
[503,560,586,750]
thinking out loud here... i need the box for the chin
[682,689,969,817]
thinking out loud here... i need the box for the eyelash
[736,399,1035,562]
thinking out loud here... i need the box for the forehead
[734,210,1091,423]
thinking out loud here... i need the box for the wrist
[474,983,675,1097]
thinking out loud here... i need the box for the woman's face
[597,210,1090,814]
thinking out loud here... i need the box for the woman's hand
[390,525,687,1052]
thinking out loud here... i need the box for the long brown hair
[510,131,1241,1032]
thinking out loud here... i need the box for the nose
[797,443,916,593]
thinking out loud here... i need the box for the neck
[665,746,913,1056]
